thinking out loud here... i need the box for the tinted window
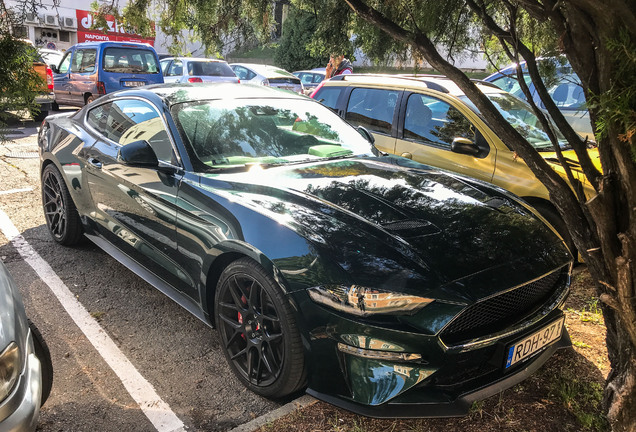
[187,61,235,77]
[313,87,343,111]
[103,48,160,74]
[101,99,175,163]
[404,94,474,148]
[70,49,96,73]
[58,51,72,74]
[345,88,399,135]
[87,103,110,132]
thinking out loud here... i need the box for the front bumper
[0,330,43,432]
[34,93,54,111]
[308,330,570,418]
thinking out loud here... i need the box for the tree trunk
[343,1,636,430]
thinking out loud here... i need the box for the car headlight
[308,285,434,317]
[0,342,20,402]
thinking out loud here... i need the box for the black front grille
[440,268,567,346]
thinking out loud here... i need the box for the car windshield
[460,92,568,151]
[172,97,373,170]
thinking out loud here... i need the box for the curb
[227,395,317,432]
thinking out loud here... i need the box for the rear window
[187,61,235,77]
[103,47,160,74]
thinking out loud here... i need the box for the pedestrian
[325,54,353,78]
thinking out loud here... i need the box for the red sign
[76,10,155,46]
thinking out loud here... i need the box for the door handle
[87,157,102,169]
[400,152,413,159]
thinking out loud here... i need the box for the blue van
[52,41,163,108]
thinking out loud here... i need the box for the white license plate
[505,317,564,369]
[123,81,145,87]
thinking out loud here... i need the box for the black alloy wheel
[215,258,305,397]
[41,165,83,245]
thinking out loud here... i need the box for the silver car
[160,57,239,84]
[0,261,52,432]
[230,63,304,94]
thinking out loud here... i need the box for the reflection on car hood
[0,262,28,351]
[201,156,571,300]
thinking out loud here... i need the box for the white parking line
[0,188,33,195]
[0,209,187,432]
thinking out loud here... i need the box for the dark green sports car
[38,83,572,417]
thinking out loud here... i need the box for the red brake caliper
[238,295,247,339]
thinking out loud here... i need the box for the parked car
[38,82,572,417]
[160,57,239,83]
[230,63,303,94]
[37,48,64,69]
[0,260,53,431]
[311,74,601,254]
[484,59,593,139]
[292,68,326,95]
[52,41,163,108]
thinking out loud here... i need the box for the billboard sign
[76,10,155,45]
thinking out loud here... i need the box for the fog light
[338,342,422,362]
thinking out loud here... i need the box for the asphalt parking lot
[0,113,307,431]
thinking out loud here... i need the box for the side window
[345,88,399,135]
[545,76,586,110]
[404,94,474,148]
[313,87,344,111]
[106,100,176,164]
[167,60,183,77]
[313,74,324,84]
[71,49,96,73]
[299,73,313,85]
[87,103,111,133]
[58,51,72,74]
[160,60,171,74]
[232,66,255,81]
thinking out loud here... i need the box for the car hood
[540,147,602,172]
[200,156,571,301]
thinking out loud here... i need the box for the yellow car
[311,74,600,251]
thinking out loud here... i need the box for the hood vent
[381,219,440,238]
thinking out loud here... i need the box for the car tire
[52,101,59,111]
[41,164,83,245]
[85,94,95,105]
[214,257,306,398]
[533,202,577,260]
[28,320,53,406]
[31,109,48,123]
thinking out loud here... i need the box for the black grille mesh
[441,269,565,345]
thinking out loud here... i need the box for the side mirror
[357,126,375,144]
[451,137,481,157]
[117,140,159,167]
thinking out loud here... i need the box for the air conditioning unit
[44,14,60,28]
[24,12,39,24]
[61,17,77,29]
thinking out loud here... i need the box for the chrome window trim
[83,96,183,169]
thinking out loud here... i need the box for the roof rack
[330,73,450,93]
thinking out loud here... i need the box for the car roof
[321,74,505,97]
[102,82,307,107]
[293,70,325,74]
[230,63,296,77]
[161,57,228,63]
[71,41,155,49]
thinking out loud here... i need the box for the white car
[160,57,239,83]
[38,48,64,69]
[0,261,53,431]
[230,63,304,94]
